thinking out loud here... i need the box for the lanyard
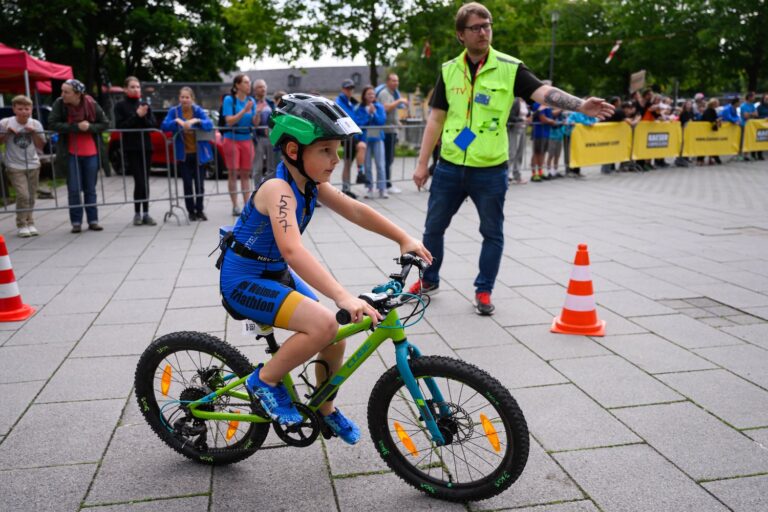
[462,52,487,121]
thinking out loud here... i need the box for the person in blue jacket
[161,87,214,221]
[335,79,367,196]
[356,86,388,198]
[720,97,741,125]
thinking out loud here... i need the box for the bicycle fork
[395,341,449,446]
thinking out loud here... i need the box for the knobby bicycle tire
[368,356,529,502]
[134,331,269,465]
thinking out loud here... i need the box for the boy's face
[300,139,341,183]
[13,104,32,122]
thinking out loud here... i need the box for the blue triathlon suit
[219,162,318,327]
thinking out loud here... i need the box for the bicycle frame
[187,305,449,446]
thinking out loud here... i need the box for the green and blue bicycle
[134,254,529,502]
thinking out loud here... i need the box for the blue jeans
[365,139,386,192]
[422,160,508,293]
[178,153,205,214]
[67,155,99,226]
[384,132,397,187]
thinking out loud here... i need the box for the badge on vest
[474,93,491,105]
[453,127,477,151]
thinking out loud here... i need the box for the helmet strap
[281,141,317,219]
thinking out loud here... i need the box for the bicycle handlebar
[335,253,427,324]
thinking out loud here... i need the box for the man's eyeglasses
[464,22,493,34]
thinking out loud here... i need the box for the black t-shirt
[429,60,543,111]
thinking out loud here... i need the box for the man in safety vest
[410,2,613,315]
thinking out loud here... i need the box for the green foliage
[395,0,768,98]
[0,0,249,93]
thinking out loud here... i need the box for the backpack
[218,93,235,128]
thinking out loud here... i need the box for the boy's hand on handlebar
[336,294,382,327]
[400,237,433,266]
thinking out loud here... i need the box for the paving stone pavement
[1,160,768,511]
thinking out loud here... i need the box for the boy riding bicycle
[218,93,432,443]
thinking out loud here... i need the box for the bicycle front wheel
[134,331,270,465]
[368,356,529,502]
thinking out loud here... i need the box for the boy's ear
[285,140,299,160]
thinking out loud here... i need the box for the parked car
[108,108,226,178]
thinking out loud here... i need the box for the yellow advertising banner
[742,119,768,152]
[682,121,741,157]
[631,121,682,160]
[569,122,632,168]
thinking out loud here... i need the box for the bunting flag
[605,40,622,64]
[421,40,432,59]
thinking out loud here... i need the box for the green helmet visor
[269,93,362,146]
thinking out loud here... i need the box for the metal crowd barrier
[2,119,762,227]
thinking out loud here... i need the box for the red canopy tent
[0,43,73,96]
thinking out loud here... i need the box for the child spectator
[161,87,214,221]
[217,93,431,438]
[49,78,110,233]
[564,108,597,177]
[530,102,553,182]
[0,95,46,237]
[546,108,565,178]
[356,86,387,198]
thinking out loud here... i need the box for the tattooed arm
[531,85,615,120]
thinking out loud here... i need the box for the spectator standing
[693,93,706,118]
[49,79,109,233]
[335,79,367,198]
[546,108,565,177]
[564,109,597,177]
[700,98,722,165]
[740,92,759,161]
[507,97,529,184]
[357,86,387,199]
[162,87,214,221]
[252,79,276,182]
[676,100,695,167]
[376,73,408,194]
[530,101,553,181]
[600,96,625,174]
[222,74,257,216]
[410,2,613,315]
[720,97,740,124]
[0,95,46,237]
[114,76,157,226]
[757,93,768,161]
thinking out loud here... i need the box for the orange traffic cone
[551,244,605,336]
[0,235,35,322]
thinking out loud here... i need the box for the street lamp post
[549,11,559,83]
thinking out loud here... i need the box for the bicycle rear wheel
[134,331,269,465]
[368,356,529,502]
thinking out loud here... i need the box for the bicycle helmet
[269,93,361,148]
[268,93,362,213]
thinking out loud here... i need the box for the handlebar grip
[336,309,352,325]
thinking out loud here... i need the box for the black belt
[216,232,284,269]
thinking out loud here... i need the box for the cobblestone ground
[1,158,767,511]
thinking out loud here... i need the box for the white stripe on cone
[0,281,20,299]
[563,293,597,312]
[570,266,592,282]
[0,256,11,271]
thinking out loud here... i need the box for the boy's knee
[313,312,338,343]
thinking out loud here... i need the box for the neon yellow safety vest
[440,46,520,168]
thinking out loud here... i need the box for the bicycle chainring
[272,403,321,447]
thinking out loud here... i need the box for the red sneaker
[408,280,439,296]
[474,291,495,315]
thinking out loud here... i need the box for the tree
[0,0,250,97]
[281,0,410,86]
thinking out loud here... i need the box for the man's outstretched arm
[531,85,615,120]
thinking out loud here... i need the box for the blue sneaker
[323,408,360,445]
[245,365,303,426]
